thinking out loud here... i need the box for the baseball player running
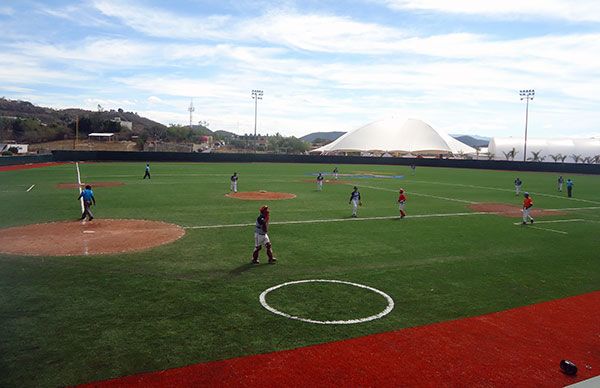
[230,172,238,193]
[316,172,324,191]
[78,184,96,221]
[349,186,362,217]
[522,192,534,225]
[398,188,407,218]
[251,205,277,264]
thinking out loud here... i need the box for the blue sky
[1,0,599,138]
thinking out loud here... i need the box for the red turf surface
[0,161,69,172]
[81,291,600,387]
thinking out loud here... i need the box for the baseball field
[0,161,599,387]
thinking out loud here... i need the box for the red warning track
[82,291,600,387]
[0,161,69,172]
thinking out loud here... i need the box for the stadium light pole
[519,89,535,162]
[251,90,263,152]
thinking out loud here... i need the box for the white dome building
[314,118,475,155]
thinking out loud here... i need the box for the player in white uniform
[349,186,362,217]
[251,206,276,264]
[557,176,564,192]
[333,167,339,180]
[316,173,324,191]
[230,172,238,193]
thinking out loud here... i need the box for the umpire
[78,185,96,221]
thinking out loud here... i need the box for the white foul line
[412,179,600,205]
[349,183,477,204]
[183,211,492,229]
[26,184,35,192]
[76,162,84,213]
[512,219,584,225]
[528,225,569,235]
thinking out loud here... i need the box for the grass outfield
[0,162,599,387]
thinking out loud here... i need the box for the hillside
[300,131,345,143]
[0,98,167,132]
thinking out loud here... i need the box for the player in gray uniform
[514,177,522,195]
[349,186,362,217]
[230,172,238,193]
[316,173,324,191]
[251,205,277,264]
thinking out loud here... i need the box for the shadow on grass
[228,262,271,276]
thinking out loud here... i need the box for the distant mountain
[451,135,490,148]
[300,131,346,143]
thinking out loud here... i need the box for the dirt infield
[469,203,566,218]
[0,219,185,256]
[225,191,296,200]
[56,182,124,189]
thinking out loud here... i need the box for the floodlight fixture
[519,89,535,161]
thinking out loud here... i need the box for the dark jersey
[349,191,361,201]
[231,175,238,182]
[255,214,267,235]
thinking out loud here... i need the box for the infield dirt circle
[226,191,296,200]
[0,219,185,256]
[469,203,565,218]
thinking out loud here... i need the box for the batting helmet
[560,360,577,375]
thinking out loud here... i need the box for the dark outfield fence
[1,151,599,174]
[45,150,600,175]
[0,154,54,166]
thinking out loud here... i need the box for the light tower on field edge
[188,99,195,129]
[519,89,535,162]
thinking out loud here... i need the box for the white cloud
[382,0,600,22]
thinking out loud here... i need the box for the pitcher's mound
[0,219,185,256]
[226,191,296,200]
[469,203,565,218]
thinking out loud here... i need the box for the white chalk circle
[259,279,394,325]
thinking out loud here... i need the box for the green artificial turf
[0,162,599,387]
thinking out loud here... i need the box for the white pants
[317,181,323,190]
[334,173,338,180]
[230,181,237,192]
[255,233,270,247]
[398,202,405,211]
[522,207,533,223]
[515,185,521,195]
[558,183,563,191]
[352,199,359,215]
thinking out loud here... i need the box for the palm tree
[582,156,593,164]
[570,154,582,163]
[486,153,495,161]
[593,155,600,164]
[528,150,545,162]
[549,153,563,163]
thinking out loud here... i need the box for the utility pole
[73,116,79,149]
[188,99,195,129]
[251,90,263,152]
[519,89,535,162]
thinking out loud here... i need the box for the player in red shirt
[398,189,407,218]
[522,192,534,225]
